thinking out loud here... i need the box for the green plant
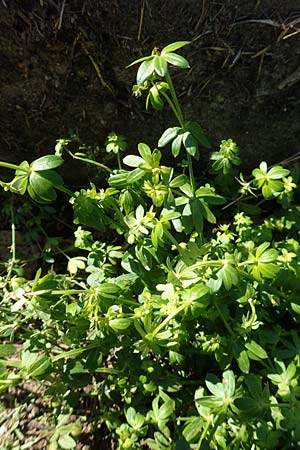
[1,41,300,449]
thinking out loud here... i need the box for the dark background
[1,0,300,184]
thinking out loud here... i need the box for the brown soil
[0,0,300,185]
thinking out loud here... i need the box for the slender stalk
[67,150,111,173]
[196,418,212,450]
[214,301,235,338]
[160,91,183,126]
[179,259,223,278]
[152,302,187,337]
[0,161,30,172]
[165,70,185,126]
[56,184,74,197]
[6,195,16,282]
[117,152,122,170]
[52,342,100,361]
[187,153,196,192]
[164,70,196,192]
[27,288,138,307]
[164,229,182,251]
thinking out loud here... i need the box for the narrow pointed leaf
[31,155,63,171]
[183,131,198,156]
[172,133,184,157]
[158,127,181,147]
[153,55,167,77]
[164,53,190,68]
[137,59,155,84]
[162,41,191,53]
[126,55,153,68]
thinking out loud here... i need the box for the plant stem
[214,300,235,338]
[0,161,30,172]
[152,302,187,337]
[196,419,212,450]
[164,229,181,251]
[27,288,138,307]
[117,152,122,170]
[179,259,223,278]
[6,195,16,282]
[67,150,111,173]
[187,153,196,192]
[165,70,185,127]
[164,70,196,191]
[160,91,183,126]
[56,184,74,197]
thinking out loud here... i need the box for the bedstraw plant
[1,41,300,449]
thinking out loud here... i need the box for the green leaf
[169,174,188,188]
[149,85,164,110]
[9,175,28,195]
[127,168,145,184]
[0,344,17,358]
[164,53,190,69]
[235,396,260,412]
[126,407,145,429]
[182,284,209,301]
[127,55,153,68]
[72,193,105,230]
[153,55,167,77]
[191,198,204,234]
[162,41,191,53]
[138,143,152,161]
[27,184,54,204]
[222,370,235,397]
[26,354,51,378]
[245,341,268,360]
[206,373,224,397]
[232,342,250,373]
[158,127,181,148]
[172,132,184,157]
[267,166,290,179]
[67,257,86,275]
[183,132,198,156]
[29,172,57,202]
[123,155,145,167]
[58,434,77,449]
[137,58,155,84]
[157,399,175,421]
[186,121,211,148]
[196,396,223,409]
[15,160,30,175]
[31,155,64,171]
[35,169,64,187]
[109,318,131,331]
[183,417,202,443]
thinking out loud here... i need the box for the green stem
[165,70,185,126]
[117,152,122,170]
[179,260,223,278]
[0,161,30,173]
[165,70,196,191]
[164,229,181,251]
[160,91,183,126]
[152,302,187,337]
[28,288,138,307]
[214,301,235,338]
[196,418,212,450]
[52,342,100,362]
[0,359,22,368]
[6,195,16,282]
[187,153,196,192]
[56,184,74,197]
[67,150,111,173]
